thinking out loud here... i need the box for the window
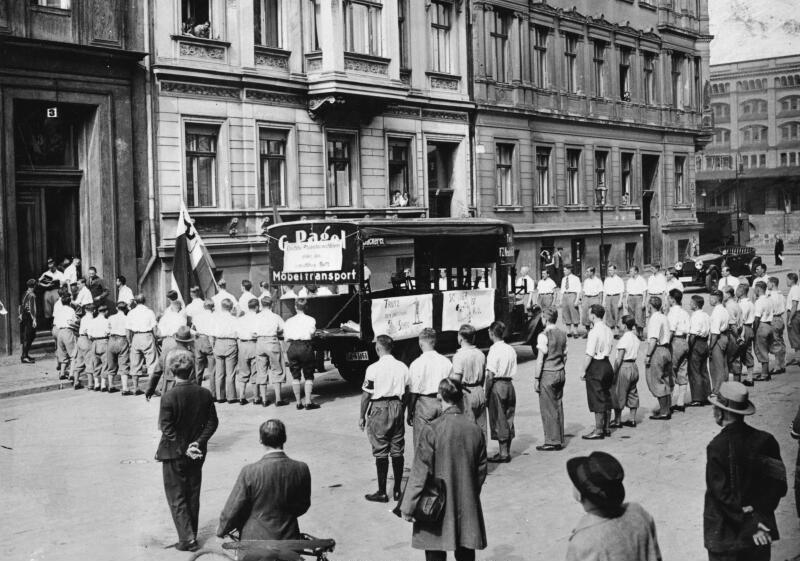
[344,0,382,56]
[533,27,549,87]
[705,155,732,170]
[254,0,281,47]
[781,152,788,166]
[625,242,637,271]
[741,125,767,143]
[182,0,211,37]
[713,128,731,144]
[671,53,684,108]
[535,147,551,205]
[308,0,321,50]
[621,153,633,204]
[566,149,581,205]
[781,122,800,141]
[259,130,287,207]
[388,138,413,206]
[593,41,606,97]
[398,0,409,69]
[780,96,800,112]
[712,103,730,120]
[35,0,71,8]
[491,10,510,83]
[565,34,579,93]
[619,47,631,101]
[185,124,218,208]
[327,134,355,207]
[643,52,656,105]
[793,153,798,166]
[496,144,516,206]
[741,99,767,115]
[674,156,686,205]
[430,1,452,73]
[595,150,608,191]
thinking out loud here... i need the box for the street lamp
[734,153,743,245]
[595,182,608,278]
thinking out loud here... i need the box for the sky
[709,0,800,64]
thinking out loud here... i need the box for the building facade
[148,0,473,296]
[696,54,800,250]
[472,0,712,276]
[0,0,148,355]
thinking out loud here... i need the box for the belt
[216,336,237,341]
[673,335,687,339]
[196,333,212,337]
[607,294,622,297]
[90,336,108,341]
[585,294,600,298]
[131,331,152,334]
[657,344,670,348]
[238,339,256,342]
[421,393,438,397]
[744,323,753,327]
[371,396,401,402]
[110,333,127,337]
[464,381,484,387]
[288,340,312,344]
[623,359,637,363]
[257,335,278,339]
[493,377,513,381]
[693,335,709,339]
[760,321,772,324]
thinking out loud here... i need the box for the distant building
[472,0,713,275]
[696,54,800,250]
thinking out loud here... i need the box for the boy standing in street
[486,321,517,462]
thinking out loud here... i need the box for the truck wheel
[705,269,719,293]
[332,357,367,386]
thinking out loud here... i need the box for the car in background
[676,246,762,292]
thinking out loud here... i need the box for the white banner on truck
[371,294,433,341]
[283,240,343,273]
[442,289,495,332]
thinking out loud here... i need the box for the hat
[709,381,755,416]
[567,451,626,509]
[175,325,194,344]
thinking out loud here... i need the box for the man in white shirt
[708,290,730,395]
[115,275,135,308]
[284,298,319,410]
[156,291,189,394]
[408,328,452,447]
[602,264,625,335]
[767,276,787,375]
[191,299,216,396]
[485,321,517,462]
[749,263,768,300]
[107,300,133,395]
[786,272,800,366]
[535,269,557,311]
[624,266,647,339]
[451,324,488,438]
[258,280,270,297]
[38,258,65,320]
[213,298,241,403]
[610,315,640,428]
[53,294,77,381]
[184,286,205,322]
[580,268,604,338]
[722,286,743,385]
[359,334,410,503]
[646,265,667,316]
[667,289,691,413]
[238,280,257,313]
[235,297,261,405]
[645,296,674,420]
[213,279,237,314]
[665,268,684,293]
[717,266,740,292]
[736,284,756,386]
[73,304,94,389]
[254,295,286,407]
[687,294,712,406]
[752,281,774,382]
[74,278,94,308]
[126,294,158,393]
[581,304,614,439]
[63,257,80,287]
[515,266,536,309]
[87,304,112,392]
[559,264,581,338]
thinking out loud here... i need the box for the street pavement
[2,337,800,561]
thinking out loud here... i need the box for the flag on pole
[171,203,218,303]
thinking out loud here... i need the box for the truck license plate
[346,351,369,361]
[678,276,692,282]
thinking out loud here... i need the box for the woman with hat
[566,451,662,561]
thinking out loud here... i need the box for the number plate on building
[346,351,369,361]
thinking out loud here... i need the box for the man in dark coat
[704,381,787,561]
[775,237,784,266]
[156,350,219,552]
[791,404,800,522]
[217,419,311,540]
[401,378,487,561]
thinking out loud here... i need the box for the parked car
[676,246,762,292]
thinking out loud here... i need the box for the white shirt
[666,278,684,293]
[755,294,774,323]
[516,275,536,294]
[667,305,691,336]
[236,312,261,340]
[284,312,316,341]
[280,288,298,300]
[626,276,647,296]
[363,354,410,399]
[788,285,800,313]
[486,340,518,378]
[409,350,453,393]
[157,308,187,337]
[213,289,237,310]
[239,291,258,312]
[769,290,786,317]
[191,308,216,336]
[184,297,205,320]
[739,298,755,325]
[452,345,486,385]
[536,278,557,295]
[582,277,603,297]
[40,269,65,290]
[603,275,625,296]
[647,311,672,345]
[74,286,93,307]
[718,275,740,291]
[213,313,240,339]
[63,264,78,286]
[86,315,110,339]
[52,300,75,329]
[561,274,581,294]
[78,314,93,336]
[116,285,135,306]
[615,331,640,361]
[125,304,157,333]
[108,311,128,336]
[689,309,711,337]
[255,309,284,337]
[586,321,614,359]
[647,273,667,294]
[725,299,742,329]
[709,304,730,335]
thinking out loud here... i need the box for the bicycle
[192,530,335,561]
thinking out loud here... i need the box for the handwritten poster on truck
[371,294,433,341]
[441,289,495,332]
[268,222,358,285]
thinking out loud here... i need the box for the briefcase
[393,475,446,524]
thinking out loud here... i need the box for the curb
[0,381,66,400]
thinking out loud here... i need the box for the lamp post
[595,182,608,278]
[734,153,743,245]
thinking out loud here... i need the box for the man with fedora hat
[566,451,662,561]
[146,325,195,398]
[705,381,787,561]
